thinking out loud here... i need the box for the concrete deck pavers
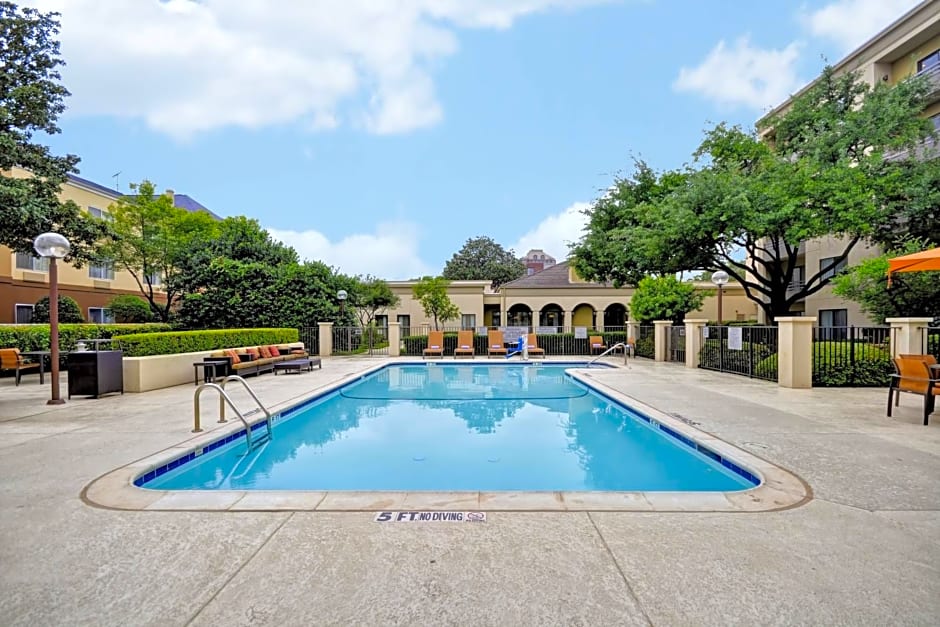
[1,357,938,625]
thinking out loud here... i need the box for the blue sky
[32,0,921,278]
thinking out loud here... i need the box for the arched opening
[507,304,533,328]
[571,303,596,329]
[603,303,627,328]
[538,303,564,330]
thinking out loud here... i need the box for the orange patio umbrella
[887,246,940,284]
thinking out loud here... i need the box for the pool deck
[1,357,938,625]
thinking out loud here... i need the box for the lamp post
[711,270,729,326]
[337,289,348,317]
[34,233,71,405]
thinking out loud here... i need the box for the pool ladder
[587,342,630,366]
[193,375,273,452]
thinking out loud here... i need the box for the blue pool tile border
[135,361,757,489]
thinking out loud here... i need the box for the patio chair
[525,333,545,358]
[423,331,444,359]
[887,356,939,426]
[487,330,507,358]
[0,348,42,386]
[589,335,607,355]
[454,330,475,359]
[625,336,636,358]
[900,354,938,366]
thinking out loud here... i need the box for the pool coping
[81,360,812,513]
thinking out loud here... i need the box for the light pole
[711,270,729,326]
[34,233,71,405]
[337,289,348,317]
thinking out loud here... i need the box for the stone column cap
[652,320,674,326]
[317,321,334,327]
[683,318,709,324]
[774,316,817,323]
[885,317,934,323]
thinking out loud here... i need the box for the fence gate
[297,327,320,356]
[698,325,778,382]
[668,326,686,363]
[332,326,389,356]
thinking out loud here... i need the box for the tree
[32,295,83,323]
[350,276,400,328]
[98,180,219,321]
[572,68,939,321]
[832,239,940,324]
[106,294,154,323]
[1,2,109,264]
[413,276,460,330]
[629,276,706,324]
[442,236,526,288]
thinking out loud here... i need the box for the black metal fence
[698,325,779,382]
[668,326,686,363]
[813,326,892,387]
[635,325,655,359]
[298,327,319,356]
[926,325,940,362]
[400,326,629,357]
[333,325,389,356]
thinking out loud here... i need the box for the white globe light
[337,289,348,301]
[33,232,71,259]
[711,270,729,286]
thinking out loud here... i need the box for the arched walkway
[507,304,533,327]
[603,303,627,328]
[571,303,596,328]
[538,303,564,330]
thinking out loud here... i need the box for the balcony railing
[916,63,940,98]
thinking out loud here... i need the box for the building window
[461,314,476,330]
[146,271,162,286]
[492,311,501,327]
[15,304,34,324]
[819,256,847,280]
[88,307,114,324]
[15,252,49,272]
[397,315,410,337]
[930,113,940,132]
[527,268,534,275]
[87,206,111,220]
[818,309,848,328]
[374,315,388,327]
[89,261,115,280]
[916,49,939,73]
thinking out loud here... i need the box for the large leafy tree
[442,236,526,288]
[629,276,706,324]
[832,239,940,324]
[413,276,460,330]
[98,180,219,321]
[572,68,939,321]
[350,276,400,328]
[0,2,106,262]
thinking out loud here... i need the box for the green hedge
[0,323,173,352]
[634,335,654,359]
[401,331,628,357]
[110,328,299,357]
[699,339,777,377]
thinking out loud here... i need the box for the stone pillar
[317,322,333,357]
[387,322,401,357]
[775,317,816,389]
[626,320,638,342]
[683,318,708,369]
[886,317,932,357]
[653,320,672,362]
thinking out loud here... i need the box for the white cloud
[24,0,613,139]
[510,201,591,262]
[673,37,803,110]
[802,0,921,52]
[266,222,433,280]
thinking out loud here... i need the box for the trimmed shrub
[107,295,154,322]
[634,335,654,359]
[110,328,299,357]
[32,295,84,323]
[0,323,173,352]
[698,339,777,377]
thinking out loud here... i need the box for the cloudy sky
[29,0,921,278]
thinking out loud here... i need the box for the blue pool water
[145,364,755,492]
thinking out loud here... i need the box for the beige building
[756,0,940,326]
[381,261,757,334]
[1,168,216,324]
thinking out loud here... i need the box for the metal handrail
[218,375,272,425]
[192,377,272,452]
[588,342,627,366]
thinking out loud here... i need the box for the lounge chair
[454,330,475,359]
[589,335,607,355]
[887,356,939,425]
[487,330,507,358]
[423,331,444,359]
[0,348,42,386]
[900,354,938,365]
[525,333,545,358]
[625,336,637,358]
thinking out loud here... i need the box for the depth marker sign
[374,511,487,523]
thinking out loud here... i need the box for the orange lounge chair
[454,330,475,359]
[887,356,939,425]
[0,348,43,385]
[589,335,607,355]
[487,330,507,358]
[423,331,444,359]
[525,333,545,358]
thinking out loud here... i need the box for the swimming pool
[139,364,757,492]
